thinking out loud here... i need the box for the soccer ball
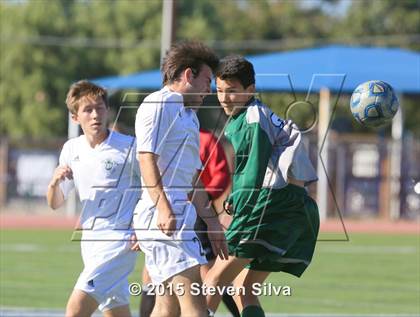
[350,80,399,127]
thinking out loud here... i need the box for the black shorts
[194,215,216,261]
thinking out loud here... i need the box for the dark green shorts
[225,184,319,277]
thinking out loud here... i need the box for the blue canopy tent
[90,45,420,221]
[93,45,420,94]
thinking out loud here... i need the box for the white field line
[0,243,79,253]
[2,243,418,255]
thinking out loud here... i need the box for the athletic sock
[222,292,240,317]
[241,305,265,317]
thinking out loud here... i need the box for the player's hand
[49,165,73,187]
[157,209,177,236]
[130,233,141,252]
[205,218,229,260]
[218,213,233,231]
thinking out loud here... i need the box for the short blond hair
[65,80,108,114]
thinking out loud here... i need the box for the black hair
[215,55,255,88]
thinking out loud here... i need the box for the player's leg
[171,264,208,317]
[200,259,214,282]
[150,280,180,317]
[197,212,239,317]
[103,304,132,317]
[139,267,155,317]
[204,255,251,312]
[201,258,240,317]
[231,268,249,312]
[66,289,98,317]
[232,268,270,315]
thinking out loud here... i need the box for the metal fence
[0,133,419,220]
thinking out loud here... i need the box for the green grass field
[0,229,419,315]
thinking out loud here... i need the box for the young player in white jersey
[46,80,140,317]
[134,42,228,317]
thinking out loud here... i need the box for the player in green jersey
[204,56,320,317]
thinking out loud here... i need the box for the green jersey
[225,97,317,216]
[224,98,319,275]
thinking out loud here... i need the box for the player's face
[183,64,212,108]
[216,78,255,116]
[72,96,108,138]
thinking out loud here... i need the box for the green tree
[1,0,418,138]
[0,0,162,139]
[335,0,420,49]
[1,1,70,138]
[334,0,420,135]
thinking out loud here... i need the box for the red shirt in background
[199,128,231,200]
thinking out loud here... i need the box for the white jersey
[59,130,141,238]
[134,86,207,284]
[135,86,202,198]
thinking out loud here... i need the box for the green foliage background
[1,0,419,139]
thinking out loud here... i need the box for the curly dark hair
[215,55,255,88]
[161,41,219,85]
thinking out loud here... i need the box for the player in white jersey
[47,81,140,317]
[134,42,228,317]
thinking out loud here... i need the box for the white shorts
[75,232,137,312]
[134,195,207,284]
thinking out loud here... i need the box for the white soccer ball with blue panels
[350,80,399,127]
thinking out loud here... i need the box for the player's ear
[71,112,79,124]
[246,84,256,94]
[184,67,194,84]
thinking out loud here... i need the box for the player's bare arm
[46,165,73,209]
[138,152,176,236]
[191,173,229,260]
